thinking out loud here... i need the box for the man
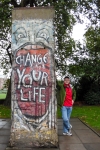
[61,76,76,136]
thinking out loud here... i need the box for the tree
[0,0,100,106]
[68,19,100,104]
[68,26,100,80]
[0,0,77,106]
[84,26,100,81]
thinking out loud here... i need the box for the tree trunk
[4,77,11,107]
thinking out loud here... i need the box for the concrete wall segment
[10,7,58,148]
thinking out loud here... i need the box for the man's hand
[72,100,74,105]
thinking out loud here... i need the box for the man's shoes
[69,124,72,133]
[70,124,72,129]
[63,132,72,136]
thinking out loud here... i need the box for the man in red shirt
[62,76,76,136]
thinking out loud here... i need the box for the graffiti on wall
[15,47,51,118]
[12,20,55,131]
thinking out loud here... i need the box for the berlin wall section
[9,7,58,148]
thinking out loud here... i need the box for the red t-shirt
[63,84,73,107]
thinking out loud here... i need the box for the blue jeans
[62,106,72,133]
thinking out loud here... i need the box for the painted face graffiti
[14,46,52,118]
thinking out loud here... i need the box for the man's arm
[72,87,76,101]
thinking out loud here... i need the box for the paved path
[0,118,100,150]
[0,119,11,150]
[58,118,100,150]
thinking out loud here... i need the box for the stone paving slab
[0,122,8,126]
[0,125,4,128]
[58,132,82,143]
[74,129,100,143]
[2,124,11,129]
[0,129,10,135]
[84,144,100,150]
[0,136,10,144]
[70,122,89,130]
[59,144,87,150]
[0,144,8,150]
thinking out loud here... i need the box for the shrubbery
[84,91,100,105]
[75,75,100,105]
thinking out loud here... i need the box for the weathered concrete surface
[12,7,55,20]
[10,7,57,148]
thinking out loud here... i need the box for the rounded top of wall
[12,7,55,20]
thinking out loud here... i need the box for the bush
[75,75,93,101]
[84,91,100,105]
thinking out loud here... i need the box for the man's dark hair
[64,76,70,80]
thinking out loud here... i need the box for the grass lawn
[0,105,11,118]
[57,105,100,132]
[0,90,7,99]
[0,93,6,99]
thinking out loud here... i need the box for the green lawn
[0,93,6,99]
[0,90,7,99]
[57,106,100,131]
[0,105,11,118]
